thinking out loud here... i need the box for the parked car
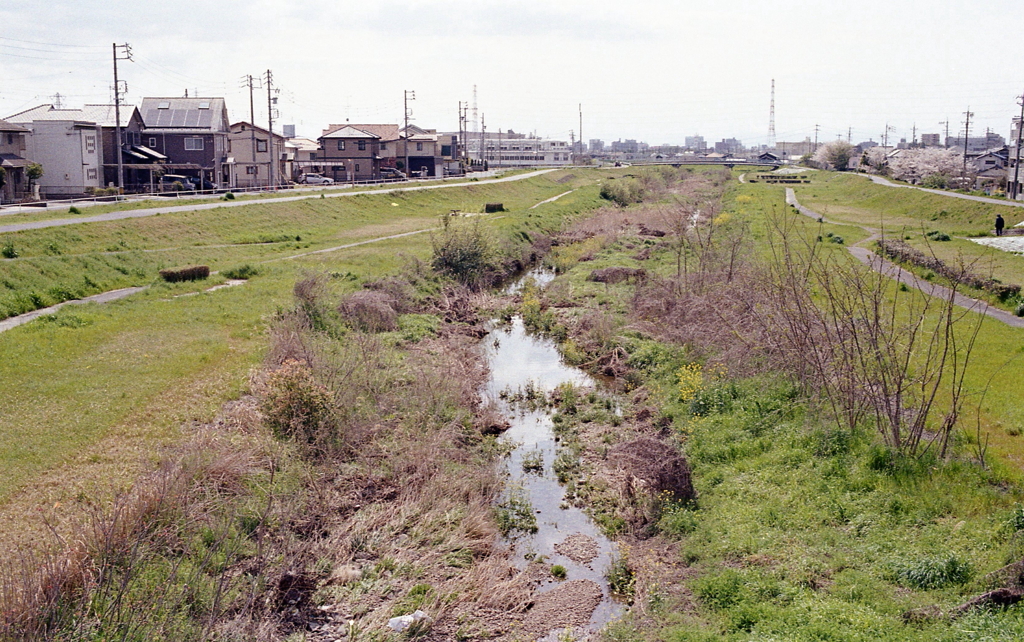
[299,173,334,185]
[159,174,195,191]
[380,167,406,180]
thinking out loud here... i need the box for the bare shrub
[255,359,337,451]
[587,267,646,284]
[362,276,416,313]
[292,272,331,330]
[756,205,983,457]
[338,290,398,332]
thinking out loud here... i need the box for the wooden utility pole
[241,74,258,186]
[404,90,415,175]
[480,114,486,168]
[112,43,132,193]
[579,103,583,164]
[265,69,275,189]
[962,108,973,183]
[1012,94,1024,199]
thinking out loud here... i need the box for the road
[0,169,555,234]
[785,188,1024,329]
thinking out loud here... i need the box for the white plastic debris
[387,610,431,632]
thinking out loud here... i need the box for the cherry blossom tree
[888,148,965,185]
[812,140,855,170]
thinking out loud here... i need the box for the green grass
[0,171,602,320]
[0,169,605,513]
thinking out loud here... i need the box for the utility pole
[940,119,950,147]
[457,101,464,165]
[911,123,917,147]
[265,69,275,189]
[570,130,575,165]
[848,127,852,143]
[1012,93,1024,200]
[579,103,583,164]
[241,74,259,187]
[962,107,973,183]
[404,90,415,176]
[480,113,486,168]
[112,43,132,193]
[813,124,819,152]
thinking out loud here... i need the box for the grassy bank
[472,167,1024,640]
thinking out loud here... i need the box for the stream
[481,311,625,637]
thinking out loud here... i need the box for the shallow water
[481,316,625,631]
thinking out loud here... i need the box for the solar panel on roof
[158,101,170,109]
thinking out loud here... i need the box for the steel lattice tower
[768,79,776,149]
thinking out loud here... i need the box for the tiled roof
[5,104,136,127]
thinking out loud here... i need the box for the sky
[2,1,1023,149]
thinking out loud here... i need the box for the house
[4,109,102,197]
[399,125,441,177]
[140,97,230,187]
[7,104,160,192]
[0,118,31,203]
[317,125,381,182]
[757,151,781,164]
[287,137,323,179]
[226,121,288,188]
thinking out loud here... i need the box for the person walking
[996,214,1005,236]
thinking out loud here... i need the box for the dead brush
[337,290,399,332]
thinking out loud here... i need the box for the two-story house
[7,104,157,191]
[318,125,381,182]
[226,121,288,188]
[140,97,230,188]
[5,108,103,197]
[0,118,31,203]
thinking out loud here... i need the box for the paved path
[785,188,1024,329]
[861,173,1024,209]
[529,190,575,209]
[0,287,147,333]
[0,169,556,234]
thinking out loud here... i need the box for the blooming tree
[888,148,965,185]
[812,140,855,170]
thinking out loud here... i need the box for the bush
[431,218,493,285]
[888,555,972,589]
[925,230,951,242]
[1,241,16,259]
[551,565,567,580]
[338,290,398,332]
[257,359,336,449]
[223,192,235,200]
[158,265,210,283]
[600,179,645,207]
[221,264,260,280]
[68,206,81,215]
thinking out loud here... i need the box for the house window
[357,140,366,151]
[185,137,204,151]
[380,142,387,150]
[310,152,317,161]
[256,139,268,152]
[7,133,13,145]
[416,142,423,151]
[337,140,345,150]
[86,168,97,180]
[355,164,360,172]
[246,166,258,175]
[85,136,96,154]
[149,137,157,148]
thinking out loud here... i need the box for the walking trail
[862,173,1024,210]
[785,188,1024,329]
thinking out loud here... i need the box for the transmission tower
[768,79,776,149]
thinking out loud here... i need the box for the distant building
[920,133,941,147]
[589,139,604,153]
[774,138,813,157]
[714,138,743,155]
[945,132,1005,153]
[455,130,573,167]
[685,135,706,152]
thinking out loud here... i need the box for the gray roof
[0,118,29,133]
[321,125,379,140]
[5,104,138,128]
[139,97,228,132]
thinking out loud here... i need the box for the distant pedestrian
[996,214,1005,236]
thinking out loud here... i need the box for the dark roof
[0,118,29,133]
[139,97,228,132]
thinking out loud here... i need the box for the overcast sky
[3,1,1023,148]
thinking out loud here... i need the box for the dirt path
[785,188,1024,329]
[0,169,556,234]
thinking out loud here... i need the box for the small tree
[25,163,43,190]
[812,140,855,170]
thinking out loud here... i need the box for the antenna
[768,79,776,149]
